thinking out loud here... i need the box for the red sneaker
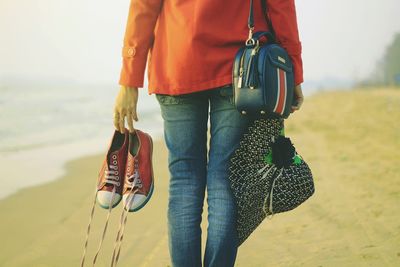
[122,130,154,212]
[97,130,129,209]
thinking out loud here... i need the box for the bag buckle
[246,27,259,47]
[246,38,259,47]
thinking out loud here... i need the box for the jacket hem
[147,74,233,95]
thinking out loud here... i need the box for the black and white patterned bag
[229,118,315,246]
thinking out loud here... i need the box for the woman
[113,0,304,266]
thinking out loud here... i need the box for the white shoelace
[81,156,143,267]
[80,159,120,267]
[126,172,142,189]
[104,164,120,187]
[110,186,138,267]
[111,161,142,267]
[80,186,116,267]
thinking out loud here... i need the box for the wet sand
[0,88,399,266]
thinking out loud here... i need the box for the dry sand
[0,88,399,266]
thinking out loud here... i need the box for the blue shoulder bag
[233,0,295,118]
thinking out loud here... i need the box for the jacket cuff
[292,54,304,86]
[283,42,303,86]
[118,46,148,88]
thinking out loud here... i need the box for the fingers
[291,105,300,113]
[113,86,140,133]
[291,84,304,113]
[291,98,303,113]
[114,109,139,133]
[119,110,126,133]
[113,112,121,132]
[113,109,126,133]
[127,113,134,133]
[132,109,139,122]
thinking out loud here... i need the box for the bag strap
[247,0,276,41]
[261,0,276,37]
[248,0,255,31]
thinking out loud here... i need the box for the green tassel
[263,151,273,164]
[293,154,302,165]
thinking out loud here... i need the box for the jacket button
[127,47,136,57]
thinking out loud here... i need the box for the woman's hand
[291,84,304,113]
[113,86,139,133]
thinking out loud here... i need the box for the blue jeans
[156,85,251,267]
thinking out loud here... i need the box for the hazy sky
[0,0,399,87]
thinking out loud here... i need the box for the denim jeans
[156,85,251,267]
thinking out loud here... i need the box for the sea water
[0,82,163,199]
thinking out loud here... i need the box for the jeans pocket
[218,84,234,105]
[155,94,182,105]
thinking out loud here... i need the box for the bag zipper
[237,52,246,88]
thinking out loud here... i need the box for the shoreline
[0,129,164,201]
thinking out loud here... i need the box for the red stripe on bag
[275,69,287,114]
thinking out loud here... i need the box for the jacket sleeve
[266,0,303,85]
[119,0,163,88]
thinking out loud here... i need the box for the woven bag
[228,118,315,246]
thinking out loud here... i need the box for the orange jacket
[119,0,303,95]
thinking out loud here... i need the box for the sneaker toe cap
[97,191,121,209]
[123,193,147,211]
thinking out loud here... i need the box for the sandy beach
[0,88,399,266]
